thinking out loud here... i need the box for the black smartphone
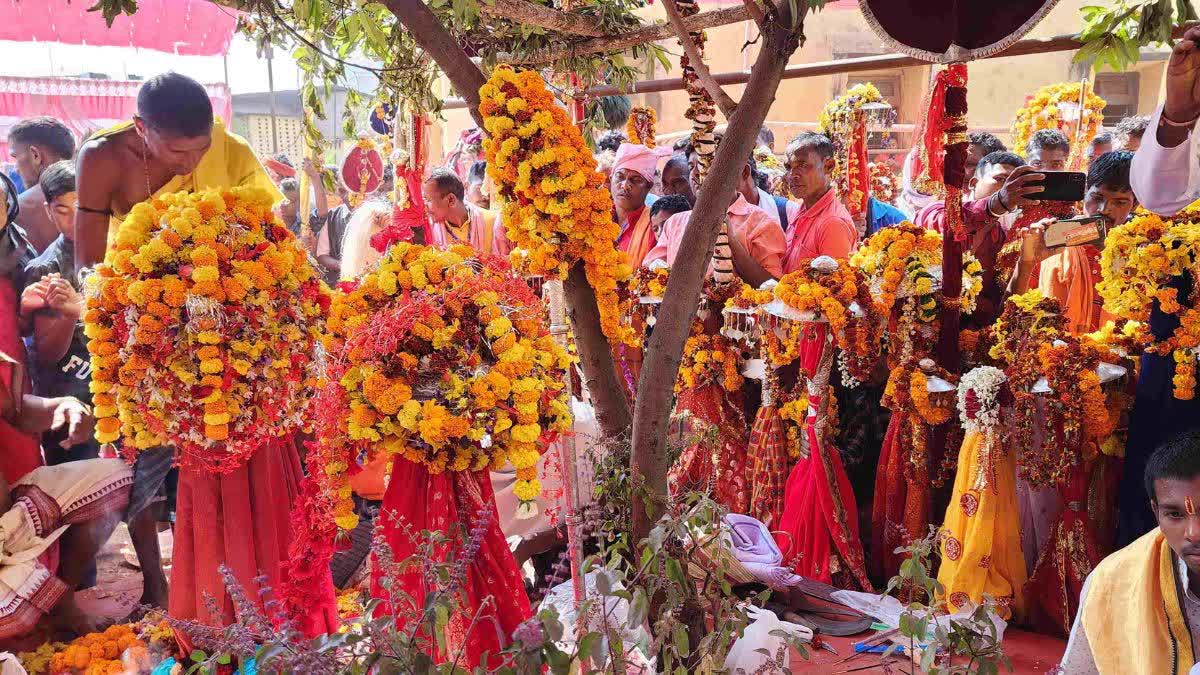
[1044,215,1106,249]
[1032,171,1086,202]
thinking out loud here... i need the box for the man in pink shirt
[422,168,510,256]
[644,151,785,286]
[914,150,1044,327]
[781,133,858,273]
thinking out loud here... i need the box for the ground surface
[76,528,1068,673]
[794,628,1066,674]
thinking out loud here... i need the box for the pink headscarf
[612,142,671,183]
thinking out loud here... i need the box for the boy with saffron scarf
[1062,430,1200,674]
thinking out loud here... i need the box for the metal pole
[266,45,279,155]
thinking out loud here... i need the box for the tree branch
[564,264,632,437]
[661,0,738,119]
[479,0,605,37]
[379,0,488,128]
[739,0,767,26]
[507,6,750,64]
[628,18,803,543]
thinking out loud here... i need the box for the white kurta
[1130,104,1200,215]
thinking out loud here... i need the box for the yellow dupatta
[1081,528,1195,675]
[91,119,283,250]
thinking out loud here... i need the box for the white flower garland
[957,366,1006,433]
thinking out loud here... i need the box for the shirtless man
[71,72,281,616]
[74,72,278,270]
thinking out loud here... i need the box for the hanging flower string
[1098,208,1200,399]
[479,66,633,344]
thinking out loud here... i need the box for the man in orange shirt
[781,132,858,273]
[644,149,785,285]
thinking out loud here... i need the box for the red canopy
[0,75,231,158]
[0,0,237,56]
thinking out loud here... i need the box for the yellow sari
[937,429,1027,619]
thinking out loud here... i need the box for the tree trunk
[380,0,488,128]
[628,20,803,543]
[564,263,633,437]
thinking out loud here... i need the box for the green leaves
[1075,0,1199,72]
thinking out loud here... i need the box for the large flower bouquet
[479,66,633,344]
[850,223,984,322]
[84,186,328,473]
[1011,82,1106,163]
[1098,208,1200,398]
[318,242,573,530]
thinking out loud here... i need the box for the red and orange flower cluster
[84,186,329,473]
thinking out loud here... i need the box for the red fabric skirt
[747,404,790,529]
[1021,460,1102,637]
[0,278,43,482]
[373,457,530,669]
[774,390,872,591]
[169,435,337,632]
[668,384,749,514]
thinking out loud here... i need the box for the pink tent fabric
[0,0,236,56]
[0,76,231,159]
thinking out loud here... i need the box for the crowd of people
[2,35,1200,670]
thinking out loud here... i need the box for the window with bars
[1094,72,1140,126]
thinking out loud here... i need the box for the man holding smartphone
[915,150,1044,326]
[1014,151,1137,333]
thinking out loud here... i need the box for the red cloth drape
[668,384,750,515]
[0,277,43,483]
[373,457,530,669]
[746,403,790,529]
[1022,458,1103,637]
[773,323,872,591]
[169,435,337,632]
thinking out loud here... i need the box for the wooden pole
[443,27,1180,109]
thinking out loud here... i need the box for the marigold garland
[323,242,573,524]
[676,325,742,393]
[850,223,983,321]
[46,624,143,675]
[1011,82,1106,166]
[479,66,633,344]
[869,161,899,204]
[771,259,883,380]
[1098,208,1200,398]
[626,106,657,148]
[84,186,328,472]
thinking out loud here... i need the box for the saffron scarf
[1081,528,1195,675]
[618,206,656,268]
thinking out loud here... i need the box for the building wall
[433,0,1167,162]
